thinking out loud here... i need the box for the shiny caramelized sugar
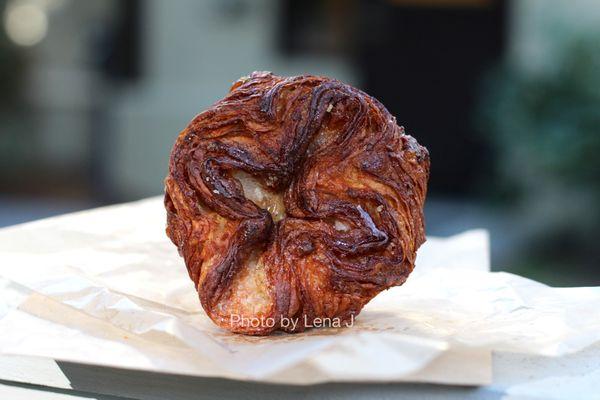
[164,72,430,335]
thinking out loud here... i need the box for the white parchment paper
[0,197,598,385]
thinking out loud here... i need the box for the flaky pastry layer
[165,72,429,335]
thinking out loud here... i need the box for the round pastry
[164,72,429,335]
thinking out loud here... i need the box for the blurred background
[0,0,598,286]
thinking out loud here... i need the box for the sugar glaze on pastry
[164,72,429,335]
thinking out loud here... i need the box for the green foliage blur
[478,36,600,283]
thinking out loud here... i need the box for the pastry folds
[164,72,429,335]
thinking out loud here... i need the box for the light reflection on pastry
[164,72,429,335]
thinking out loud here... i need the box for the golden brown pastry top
[164,72,429,335]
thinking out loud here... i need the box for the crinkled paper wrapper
[0,197,599,385]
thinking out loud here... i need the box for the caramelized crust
[164,72,429,335]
